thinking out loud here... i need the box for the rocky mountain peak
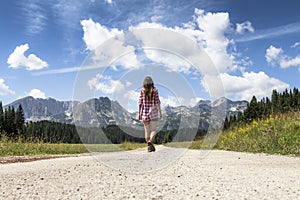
[4,96,248,130]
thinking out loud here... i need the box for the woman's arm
[138,105,142,120]
[157,104,162,119]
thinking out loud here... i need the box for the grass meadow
[0,138,147,157]
[1,112,299,157]
[215,112,300,156]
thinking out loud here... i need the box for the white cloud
[265,45,300,69]
[58,10,243,76]
[193,9,234,73]
[280,56,300,69]
[236,21,254,34]
[203,71,289,101]
[79,12,291,103]
[113,52,140,69]
[0,78,15,96]
[124,90,140,101]
[87,74,127,94]
[116,8,235,74]
[143,49,192,74]
[105,0,112,4]
[189,97,204,107]
[19,1,47,35]
[291,42,300,48]
[81,18,123,51]
[26,89,46,99]
[151,15,162,22]
[265,45,283,65]
[7,44,48,71]
[81,18,140,70]
[130,13,233,75]
[236,22,300,43]
[124,89,185,108]
[160,96,184,107]
[135,9,234,74]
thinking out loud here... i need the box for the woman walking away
[138,76,162,152]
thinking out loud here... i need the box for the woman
[138,76,162,152]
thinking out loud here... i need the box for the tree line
[0,103,25,140]
[0,102,79,143]
[223,88,300,130]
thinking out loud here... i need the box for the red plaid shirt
[138,87,160,121]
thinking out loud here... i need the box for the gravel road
[0,145,299,199]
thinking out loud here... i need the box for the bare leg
[150,121,157,142]
[143,121,150,143]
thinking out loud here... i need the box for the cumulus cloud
[81,18,140,69]
[81,18,123,51]
[236,21,254,34]
[105,0,112,4]
[80,10,292,103]
[0,78,15,96]
[280,56,300,69]
[80,8,236,74]
[133,9,235,74]
[193,9,234,73]
[7,44,48,71]
[265,45,283,66]
[133,9,234,74]
[26,89,46,99]
[124,90,140,101]
[160,95,184,107]
[203,71,289,101]
[265,45,300,69]
[87,74,128,94]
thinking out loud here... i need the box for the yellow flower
[229,131,235,139]
[252,120,259,128]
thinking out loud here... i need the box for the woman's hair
[143,76,154,101]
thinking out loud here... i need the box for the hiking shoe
[148,142,155,152]
[147,144,152,152]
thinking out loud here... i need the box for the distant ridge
[4,96,248,130]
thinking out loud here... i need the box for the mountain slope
[5,96,248,130]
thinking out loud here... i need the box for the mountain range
[4,96,248,131]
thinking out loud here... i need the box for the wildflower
[262,131,266,136]
[268,126,273,133]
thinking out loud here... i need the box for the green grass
[215,112,300,156]
[2,112,299,157]
[162,112,300,156]
[0,139,147,157]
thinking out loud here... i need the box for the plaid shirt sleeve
[138,89,143,106]
[153,88,160,105]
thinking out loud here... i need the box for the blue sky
[1,0,300,111]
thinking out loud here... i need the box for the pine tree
[15,104,25,137]
[163,131,172,143]
[249,96,258,120]
[222,115,229,130]
[237,111,243,123]
[265,97,272,117]
[0,101,3,136]
[4,106,16,139]
[271,89,279,114]
[292,87,299,111]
